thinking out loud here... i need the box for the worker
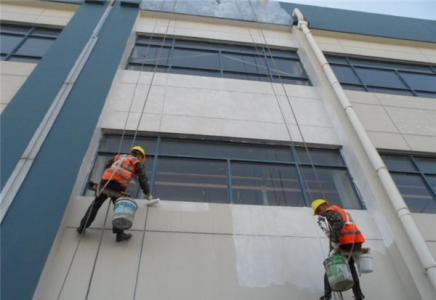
[311,199,366,300]
[77,146,152,242]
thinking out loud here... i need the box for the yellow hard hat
[311,198,327,215]
[131,146,145,157]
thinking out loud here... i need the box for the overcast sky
[275,0,436,20]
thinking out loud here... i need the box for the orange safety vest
[326,205,365,246]
[101,154,140,188]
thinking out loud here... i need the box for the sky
[275,0,436,20]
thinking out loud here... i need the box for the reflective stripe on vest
[101,154,139,187]
[326,205,365,245]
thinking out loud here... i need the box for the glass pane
[381,154,416,172]
[155,157,228,203]
[414,157,436,174]
[391,173,436,213]
[219,43,257,54]
[267,49,299,59]
[0,24,30,34]
[171,48,219,70]
[400,72,436,92]
[130,45,170,65]
[415,91,436,99]
[170,67,220,77]
[0,34,22,53]
[15,37,54,57]
[221,53,268,74]
[175,39,222,50]
[342,84,366,91]
[295,148,344,166]
[427,175,436,195]
[366,87,413,96]
[300,167,361,209]
[136,36,172,46]
[32,28,61,37]
[326,55,348,64]
[160,138,293,162]
[7,56,40,63]
[232,162,304,206]
[99,135,157,154]
[349,57,433,73]
[267,57,306,78]
[331,65,361,84]
[355,67,406,89]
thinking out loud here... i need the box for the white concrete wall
[313,30,436,64]
[100,70,339,146]
[0,61,36,113]
[35,196,415,300]
[0,1,75,27]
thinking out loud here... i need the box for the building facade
[1,1,436,299]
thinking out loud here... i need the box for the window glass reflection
[391,174,436,213]
[155,157,228,203]
[232,162,304,206]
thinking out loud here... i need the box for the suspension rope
[243,2,339,299]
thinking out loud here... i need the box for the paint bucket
[358,253,373,273]
[323,255,354,291]
[112,198,137,230]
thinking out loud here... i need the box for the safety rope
[243,2,343,300]
[57,1,176,298]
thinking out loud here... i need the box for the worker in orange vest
[312,199,366,300]
[77,146,151,242]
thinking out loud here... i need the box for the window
[326,54,436,99]
[381,153,436,213]
[0,23,61,63]
[87,135,362,209]
[127,35,311,85]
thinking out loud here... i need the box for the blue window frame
[326,54,436,99]
[0,23,61,63]
[127,35,311,85]
[87,135,363,210]
[381,153,436,213]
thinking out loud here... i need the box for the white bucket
[323,255,354,291]
[112,198,137,230]
[358,253,373,273]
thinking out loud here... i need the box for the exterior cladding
[47,1,436,44]
[0,2,104,189]
[0,2,139,300]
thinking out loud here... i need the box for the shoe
[116,232,132,242]
[319,296,331,300]
[76,226,85,234]
[354,293,365,300]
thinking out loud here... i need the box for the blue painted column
[0,2,106,189]
[0,1,140,299]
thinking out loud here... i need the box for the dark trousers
[324,244,364,299]
[79,180,125,234]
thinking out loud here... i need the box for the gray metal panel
[279,2,436,44]
[0,2,102,189]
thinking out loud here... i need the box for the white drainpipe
[291,8,436,292]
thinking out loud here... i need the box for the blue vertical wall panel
[0,3,105,189]
[1,2,139,300]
